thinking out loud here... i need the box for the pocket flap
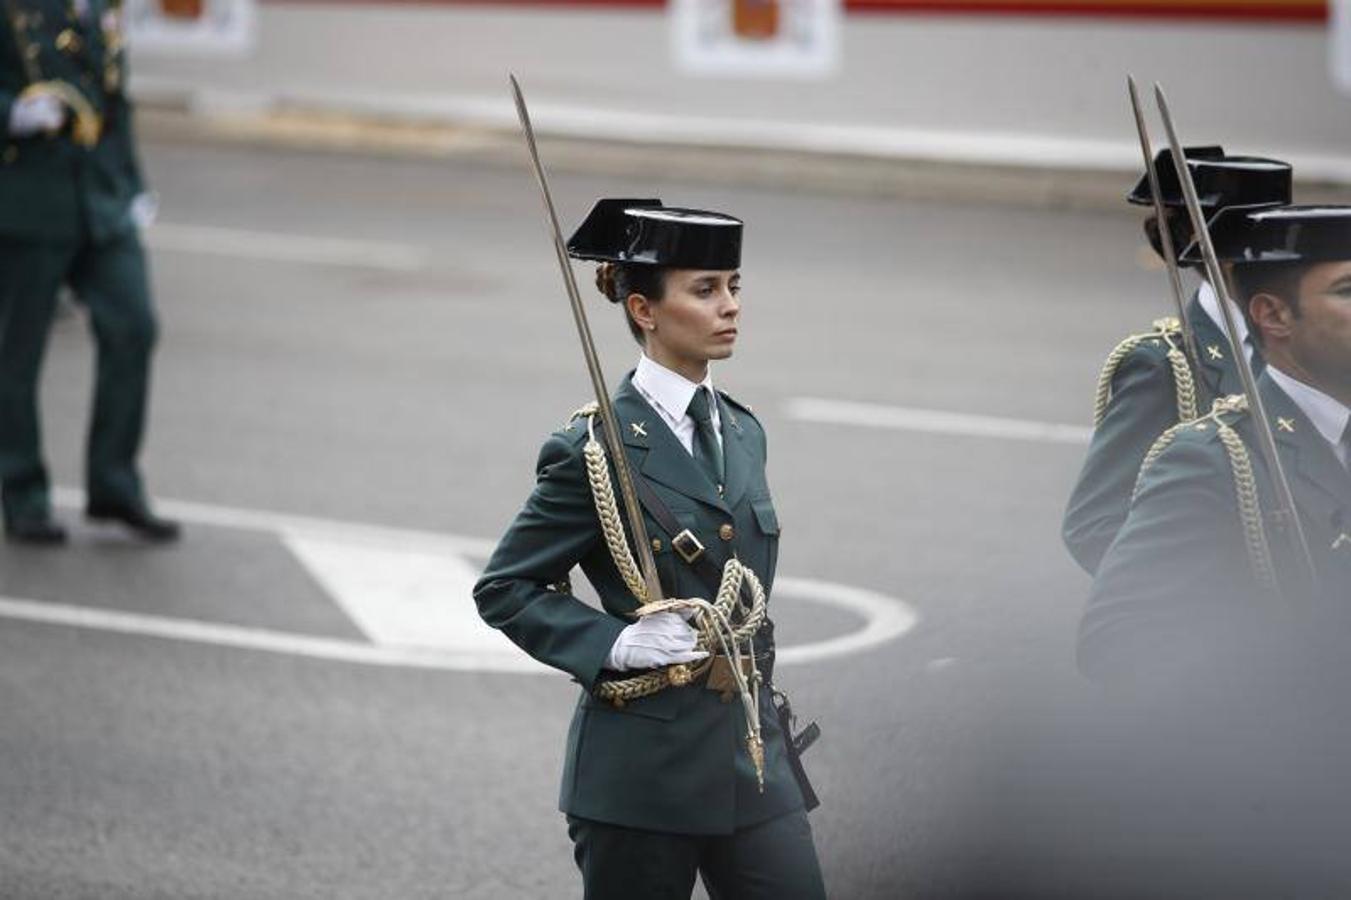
[751,497,780,536]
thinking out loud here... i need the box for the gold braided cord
[570,409,768,706]
[1093,317,1196,427]
[583,436,650,605]
[1134,395,1279,600]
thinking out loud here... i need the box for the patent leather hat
[567,198,742,270]
[1182,205,1351,264]
[1128,146,1292,210]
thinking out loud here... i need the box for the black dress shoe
[5,516,69,545]
[86,503,182,543]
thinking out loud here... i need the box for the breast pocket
[646,504,702,600]
[750,496,781,584]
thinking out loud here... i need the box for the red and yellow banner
[848,0,1325,19]
[278,0,1328,22]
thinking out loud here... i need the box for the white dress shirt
[632,354,722,456]
[1267,366,1351,469]
[1197,280,1256,365]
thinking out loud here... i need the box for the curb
[130,82,1351,210]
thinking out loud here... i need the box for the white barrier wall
[129,4,1351,178]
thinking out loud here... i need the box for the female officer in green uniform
[473,199,825,899]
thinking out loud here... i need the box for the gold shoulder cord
[566,405,771,787]
[1134,395,1280,600]
[1093,317,1199,427]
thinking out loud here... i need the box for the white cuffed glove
[605,610,708,672]
[129,192,159,229]
[7,94,66,137]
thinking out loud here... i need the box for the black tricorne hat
[1127,146,1292,210]
[567,198,742,270]
[1181,205,1351,265]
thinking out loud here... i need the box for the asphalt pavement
[0,139,1174,898]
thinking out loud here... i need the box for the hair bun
[594,262,621,303]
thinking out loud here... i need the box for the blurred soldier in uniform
[475,199,825,900]
[1062,148,1291,574]
[1079,205,1351,687]
[0,0,179,543]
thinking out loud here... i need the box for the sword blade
[1127,75,1197,366]
[1153,82,1321,601]
[508,74,664,607]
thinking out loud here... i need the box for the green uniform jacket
[1079,372,1351,686]
[474,374,805,836]
[0,0,143,243]
[1063,292,1253,575]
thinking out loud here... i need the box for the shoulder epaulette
[717,389,757,418]
[1093,316,1198,427]
[558,401,600,439]
[1133,393,1277,598]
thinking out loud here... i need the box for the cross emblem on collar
[630,422,648,439]
[1206,345,1224,361]
[1276,417,1296,433]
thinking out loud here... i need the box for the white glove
[7,94,66,137]
[605,610,708,672]
[129,192,159,229]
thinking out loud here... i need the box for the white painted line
[0,582,914,674]
[772,577,917,666]
[784,397,1092,445]
[143,223,427,272]
[45,487,919,671]
[51,487,496,558]
[0,595,550,673]
[282,532,533,660]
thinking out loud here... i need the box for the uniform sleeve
[473,433,627,690]
[1063,346,1180,575]
[1077,433,1267,688]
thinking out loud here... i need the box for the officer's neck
[1268,350,1351,410]
[643,344,710,386]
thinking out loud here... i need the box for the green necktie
[687,388,724,489]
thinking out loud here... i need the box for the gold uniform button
[651,538,663,553]
[56,29,82,53]
[719,524,735,542]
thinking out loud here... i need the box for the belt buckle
[671,528,705,564]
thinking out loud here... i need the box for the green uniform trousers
[567,808,826,900]
[0,228,156,525]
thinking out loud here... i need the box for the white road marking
[0,595,547,672]
[144,223,426,272]
[784,397,1092,445]
[41,488,918,672]
[51,488,495,558]
[282,532,539,664]
[773,578,917,666]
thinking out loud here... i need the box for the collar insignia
[630,422,648,439]
[1276,417,1296,433]
[1206,345,1224,361]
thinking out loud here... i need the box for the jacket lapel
[1189,293,1246,399]
[614,375,729,513]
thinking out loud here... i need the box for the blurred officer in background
[1080,204,1351,688]
[1062,147,1291,574]
[0,0,179,544]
